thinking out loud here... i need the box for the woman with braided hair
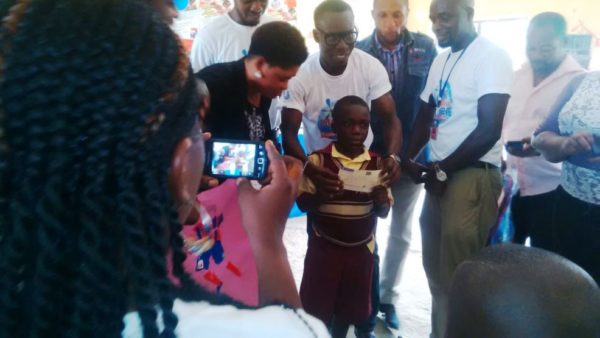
[0,0,329,337]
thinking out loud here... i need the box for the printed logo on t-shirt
[431,84,453,140]
[317,98,337,140]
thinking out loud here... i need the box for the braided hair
[0,0,220,337]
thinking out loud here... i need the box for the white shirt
[189,14,273,72]
[282,49,392,154]
[420,36,513,167]
[122,300,330,338]
[503,55,585,196]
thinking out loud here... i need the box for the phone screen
[208,140,267,179]
[505,141,525,152]
[593,134,600,155]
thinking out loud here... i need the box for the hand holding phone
[205,139,269,180]
[505,139,539,157]
[592,133,600,155]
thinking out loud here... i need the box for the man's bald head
[447,244,600,338]
[373,0,409,8]
[429,0,476,49]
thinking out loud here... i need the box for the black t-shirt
[196,59,274,142]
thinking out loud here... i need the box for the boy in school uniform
[297,95,392,338]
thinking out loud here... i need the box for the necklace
[437,38,475,106]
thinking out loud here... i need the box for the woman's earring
[254,71,263,79]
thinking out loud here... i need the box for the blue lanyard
[437,45,470,106]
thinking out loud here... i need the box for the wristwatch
[387,154,402,164]
[433,162,447,182]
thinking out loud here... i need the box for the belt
[469,161,498,170]
[312,224,373,247]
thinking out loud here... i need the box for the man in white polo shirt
[190,0,270,72]
[403,0,513,337]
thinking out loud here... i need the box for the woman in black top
[197,21,308,142]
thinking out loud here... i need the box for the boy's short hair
[332,95,369,121]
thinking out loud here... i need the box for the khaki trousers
[419,167,502,338]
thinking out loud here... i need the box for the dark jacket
[356,29,437,156]
[196,59,274,142]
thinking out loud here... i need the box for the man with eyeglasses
[281,0,401,198]
[356,0,437,332]
[281,1,401,337]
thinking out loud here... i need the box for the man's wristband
[386,154,402,164]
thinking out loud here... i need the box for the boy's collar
[331,143,371,162]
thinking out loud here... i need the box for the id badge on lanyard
[431,87,446,141]
[430,46,469,141]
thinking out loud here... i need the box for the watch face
[436,169,447,182]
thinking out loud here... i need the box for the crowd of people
[0,0,598,337]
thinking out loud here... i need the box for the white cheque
[337,169,382,193]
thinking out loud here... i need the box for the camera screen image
[211,142,257,177]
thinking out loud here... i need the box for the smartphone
[593,134,600,155]
[205,139,269,180]
[505,140,526,152]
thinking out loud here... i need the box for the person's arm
[372,93,402,157]
[237,141,303,307]
[280,107,307,162]
[437,93,510,173]
[368,56,402,183]
[403,97,436,183]
[533,131,595,163]
[371,185,391,218]
[532,73,590,163]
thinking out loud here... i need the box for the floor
[283,191,431,338]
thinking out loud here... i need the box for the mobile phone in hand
[505,140,539,156]
[205,139,269,180]
[593,134,600,155]
[505,140,526,151]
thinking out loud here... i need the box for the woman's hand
[237,140,302,248]
[199,132,219,191]
[559,131,595,158]
[236,140,303,307]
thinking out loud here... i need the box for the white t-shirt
[122,300,330,338]
[420,36,513,167]
[190,14,273,72]
[282,49,392,154]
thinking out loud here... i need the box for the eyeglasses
[316,27,359,46]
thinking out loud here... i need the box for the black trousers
[511,189,559,251]
[551,186,599,284]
